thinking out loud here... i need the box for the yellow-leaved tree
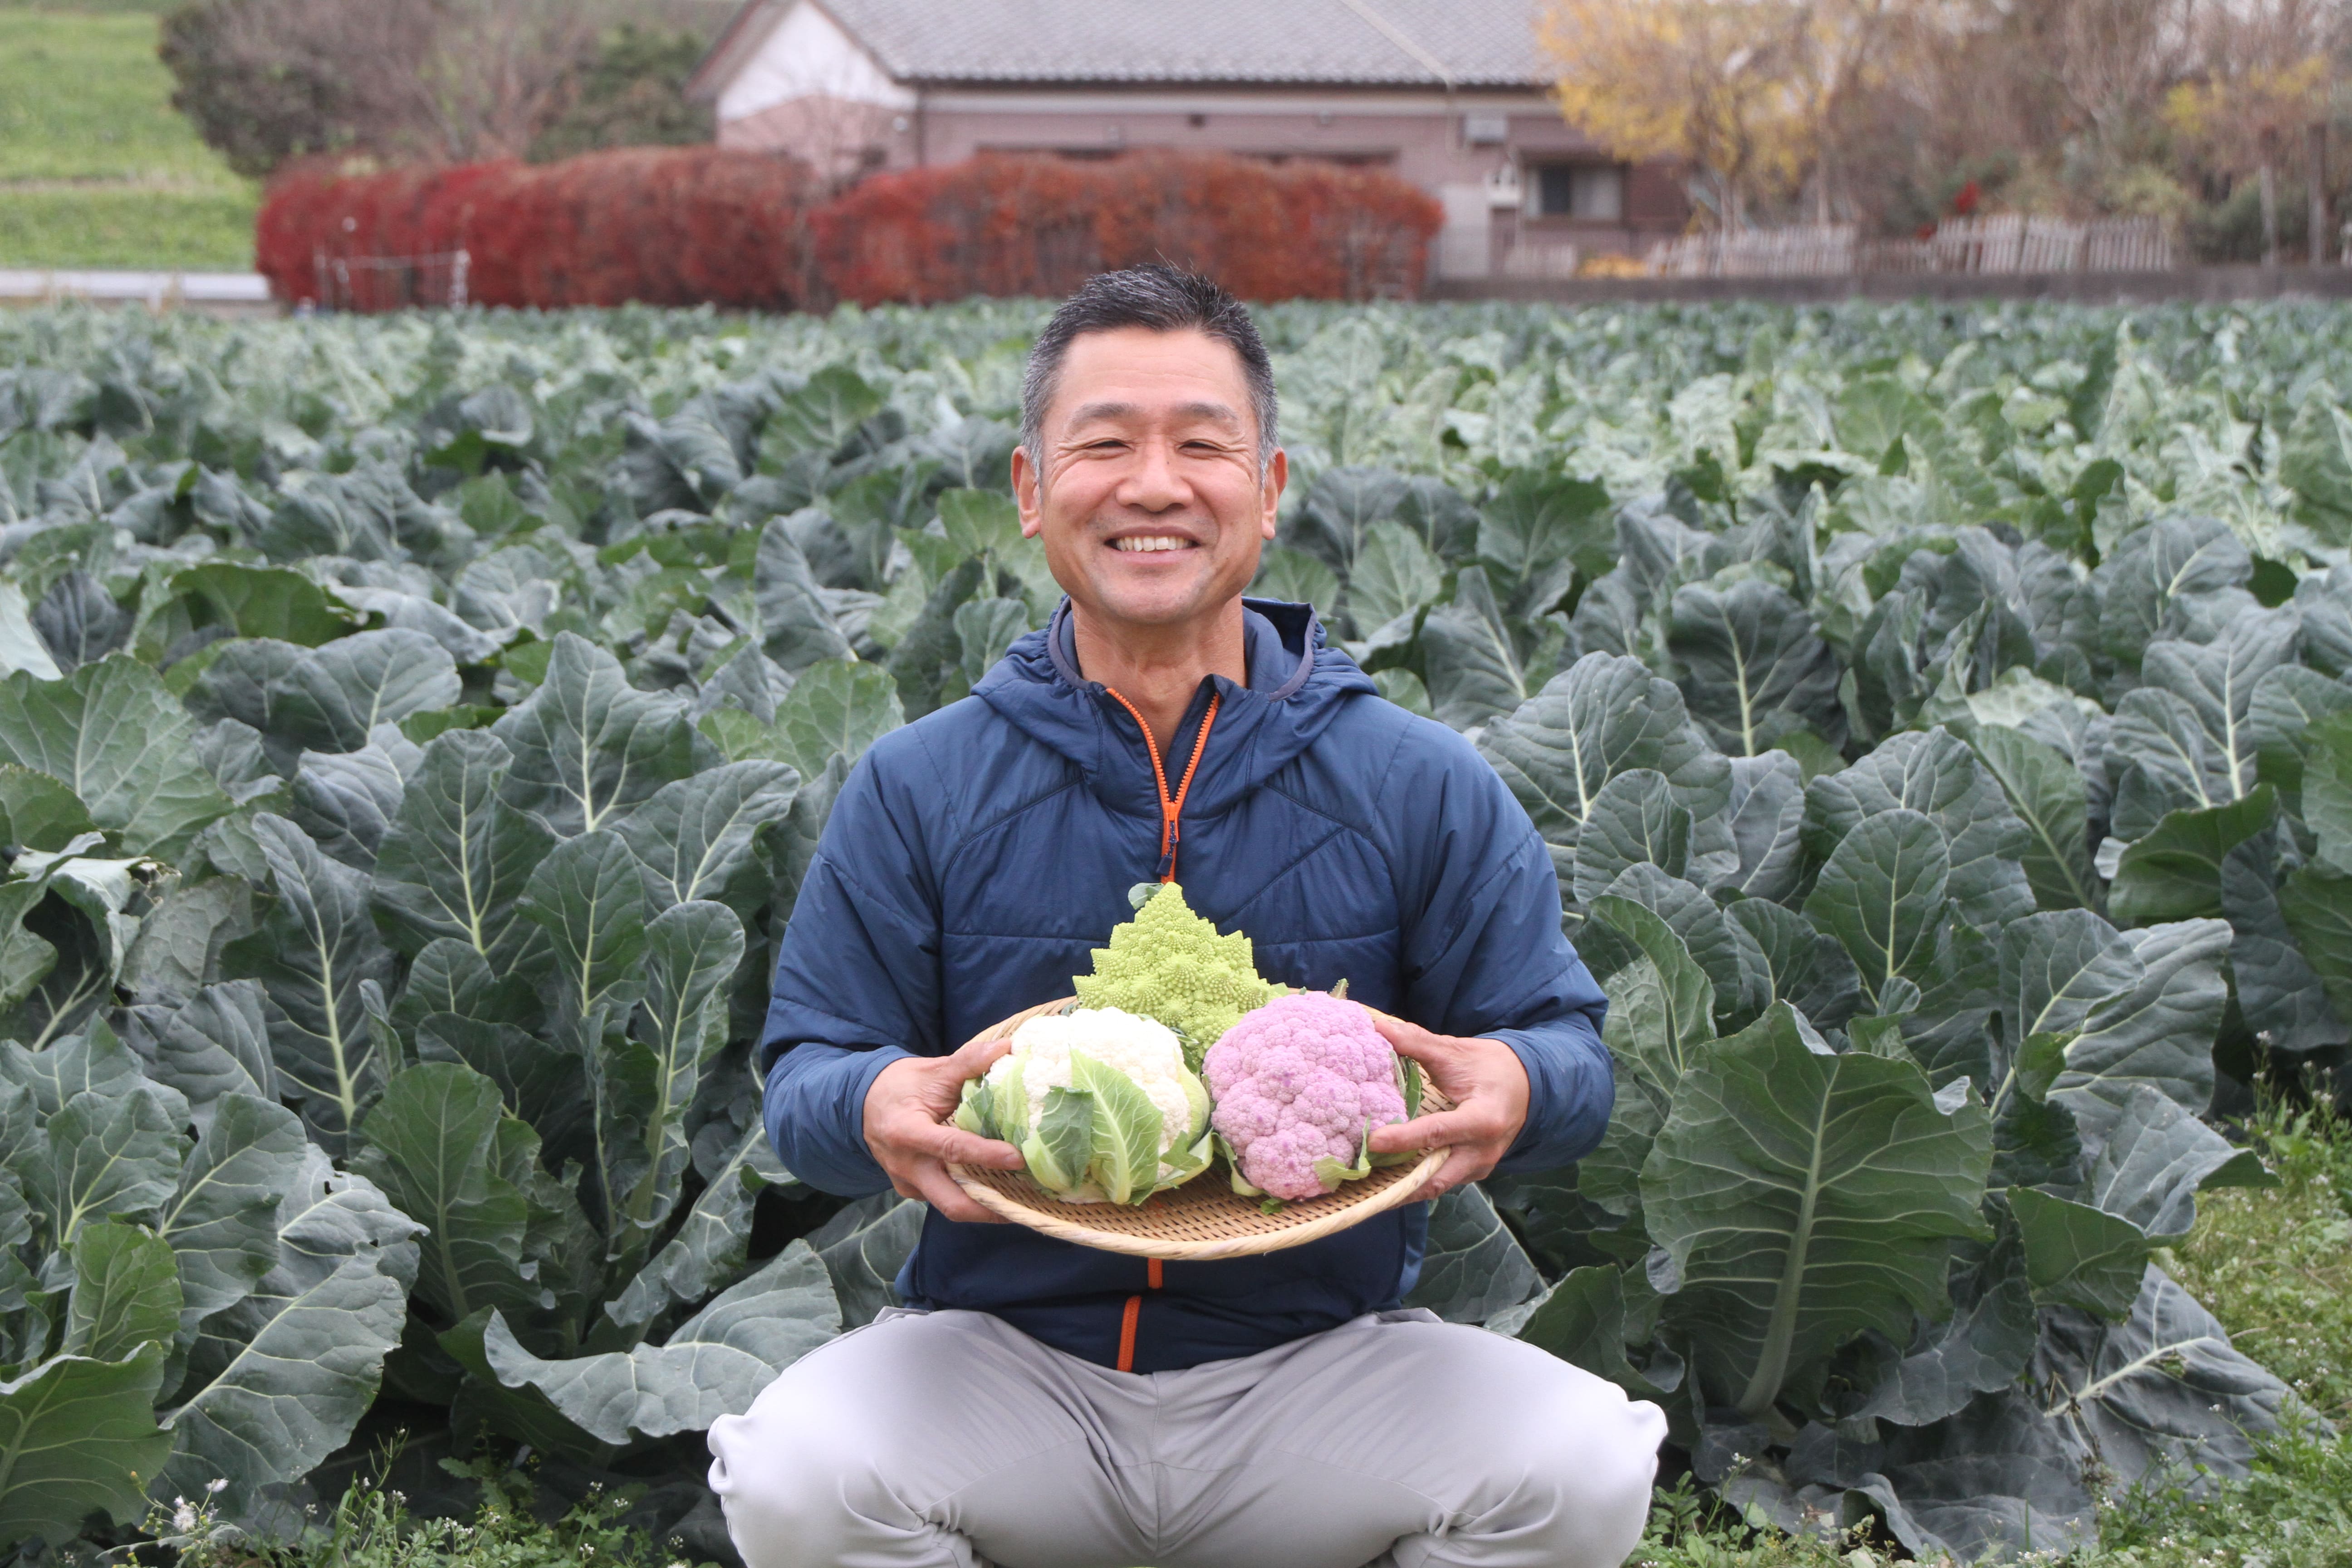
[1538,0,1909,229]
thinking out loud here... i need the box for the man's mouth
[1110,535,1199,553]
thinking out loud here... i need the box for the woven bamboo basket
[946,997,1451,1261]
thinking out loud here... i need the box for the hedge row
[256,147,1445,310]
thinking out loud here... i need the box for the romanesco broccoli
[1073,882,1274,1069]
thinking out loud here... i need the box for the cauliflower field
[0,296,2348,1560]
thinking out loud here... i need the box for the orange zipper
[1100,687,1220,884]
[1116,1259,1166,1373]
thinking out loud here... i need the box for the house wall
[704,18,1691,278]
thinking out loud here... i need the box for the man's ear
[1259,447,1289,539]
[1012,445,1044,539]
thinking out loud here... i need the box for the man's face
[1014,326,1285,631]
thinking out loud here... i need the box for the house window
[1527,163,1624,221]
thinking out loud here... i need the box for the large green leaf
[472,1241,839,1447]
[162,560,361,648]
[615,762,798,912]
[1970,725,2100,914]
[161,1147,421,1515]
[349,1063,550,1328]
[1418,568,1544,731]
[221,815,396,1147]
[1475,470,1612,587]
[1780,1387,2097,1563]
[2277,862,2352,1025]
[2094,514,2249,675]
[2107,688,2234,840]
[1849,1227,2037,1427]
[608,902,744,1241]
[2281,385,2352,546]
[0,656,232,860]
[607,1123,796,1335]
[373,729,554,965]
[2008,1188,2152,1318]
[1401,1185,1542,1323]
[491,632,706,836]
[2223,832,2348,1054]
[157,1091,309,1333]
[764,364,882,461]
[1669,577,1842,757]
[2136,610,2302,803]
[1344,521,1443,636]
[517,831,652,1042]
[1480,651,1730,886]
[287,745,404,868]
[1512,1264,1684,1401]
[30,1085,183,1247]
[0,764,98,853]
[1570,769,1691,905]
[2249,664,2352,808]
[0,1344,170,1550]
[2300,708,2352,874]
[2033,1266,2295,1489]
[752,516,854,672]
[1806,729,2032,932]
[2107,786,2277,926]
[1714,751,1807,904]
[789,1198,909,1335]
[151,980,276,1129]
[1642,1004,1992,1417]
[1804,809,1951,1007]
[1594,865,1769,1027]
[64,1220,182,1363]
[1727,899,1861,1028]
[271,629,462,754]
[2050,919,2231,1135]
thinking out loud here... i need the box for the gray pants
[706,1306,1668,1568]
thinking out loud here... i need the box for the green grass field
[0,5,258,269]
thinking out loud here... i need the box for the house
[683,0,1689,280]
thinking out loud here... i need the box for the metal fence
[1645,216,2174,279]
[312,248,471,312]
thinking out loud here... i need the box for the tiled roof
[773,0,1547,88]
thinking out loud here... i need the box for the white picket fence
[1646,215,2174,279]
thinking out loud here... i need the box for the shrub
[813,152,1441,305]
[257,148,817,311]
[255,149,1443,311]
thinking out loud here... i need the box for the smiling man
[707,266,1665,1568]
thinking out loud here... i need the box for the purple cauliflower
[1203,992,1410,1201]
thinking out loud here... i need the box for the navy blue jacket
[759,598,1611,1372]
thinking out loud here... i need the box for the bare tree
[162,0,700,174]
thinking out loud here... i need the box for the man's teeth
[1112,536,1194,552]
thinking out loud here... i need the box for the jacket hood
[973,597,1378,823]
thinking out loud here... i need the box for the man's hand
[863,1036,1027,1224]
[1365,1016,1531,1203]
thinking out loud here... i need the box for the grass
[165,1461,712,1568]
[0,6,257,270]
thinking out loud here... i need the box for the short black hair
[1019,265,1279,475]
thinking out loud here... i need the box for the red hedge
[257,149,1442,311]
[258,149,818,311]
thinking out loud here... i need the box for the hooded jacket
[759,598,1611,1373]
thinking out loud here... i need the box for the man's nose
[1115,437,1189,511]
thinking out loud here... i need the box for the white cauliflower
[955,1006,1214,1205]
